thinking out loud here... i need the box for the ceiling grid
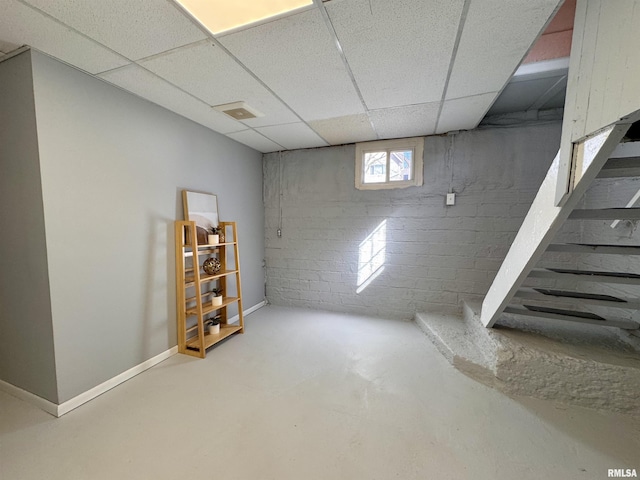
[311,0,379,140]
[0,0,566,153]
[170,0,332,148]
[433,0,471,134]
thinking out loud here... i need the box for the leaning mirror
[182,190,219,245]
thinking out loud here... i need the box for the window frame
[355,137,424,190]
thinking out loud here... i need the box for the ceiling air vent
[213,101,263,120]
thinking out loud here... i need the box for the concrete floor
[1,305,639,479]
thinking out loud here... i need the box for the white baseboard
[227,300,266,324]
[0,379,59,416]
[2,301,267,417]
[56,346,179,417]
[0,346,178,418]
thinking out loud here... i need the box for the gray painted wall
[264,123,562,319]
[0,51,58,402]
[29,51,264,402]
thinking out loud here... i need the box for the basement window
[355,137,424,190]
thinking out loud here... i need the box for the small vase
[212,295,223,306]
[203,257,221,275]
[207,234,219,244]
[208,323,220,335]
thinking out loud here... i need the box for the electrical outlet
[446,193,456,206]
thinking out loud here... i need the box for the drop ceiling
[0,0,563,153]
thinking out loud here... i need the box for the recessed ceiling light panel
[175,0,314,35]
[214,101,264,120]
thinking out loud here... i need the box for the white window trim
[355,137,424,190]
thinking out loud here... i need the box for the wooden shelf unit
[175,221,244,358]
[185,324,243,351]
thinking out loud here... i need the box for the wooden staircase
[482,126,640,335]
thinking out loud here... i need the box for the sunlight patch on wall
[357,220,386,294]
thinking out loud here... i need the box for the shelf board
[197,241,236,248]
[185,270,238,288]
[186,297,239,316]
[186,324,242,351]
[183,242,237,257]
[184,249,217,258]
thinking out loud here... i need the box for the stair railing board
[481,120,633,328]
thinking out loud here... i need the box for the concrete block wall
[264,123,562,319]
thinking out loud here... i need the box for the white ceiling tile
[0,0,129,74]
[369,103,440,140]
[309,114,377,145]
[219,9,363,122]
[436,93,497,134]
[227,130,283,153]
[256,123,329,150]
[140,41,299,127]
[0,38,20,53]
[446,0,562,99]
[325,0,464,109]
[22,0,206,61]
[98,64,244,134]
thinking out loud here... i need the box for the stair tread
[504,305,640,329]
[515,288,640,308]
[547,243,640,254]
[527,268,640,285]
[597,157,640,178]
[545,268,640,278]
[532,288,626,303]
[523,305,606,321]
[602,157,640,168]
[569,209,640,219]
[554,243,640,248]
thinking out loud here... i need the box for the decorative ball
[203,257,221,275]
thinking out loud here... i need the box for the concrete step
[414,310,495,374]
[416,299,640,415]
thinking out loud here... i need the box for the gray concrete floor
[1,305,639,479]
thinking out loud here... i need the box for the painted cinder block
[264,123,561,319]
